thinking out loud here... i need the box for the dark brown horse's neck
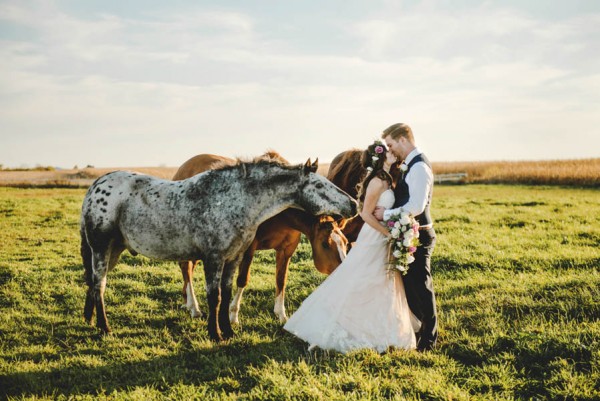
[280,208,315,237]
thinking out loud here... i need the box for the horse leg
[81,232,95,324]
[229,244,256,325]
[219,259,239,339]
[90,239,124,334]
[203,256,224,342]
[274,245,295,323]
[90,249,112,333]
[179,260,202,318]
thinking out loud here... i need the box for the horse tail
[80,225,93,286]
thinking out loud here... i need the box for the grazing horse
[327,149,400,243]
[80,159,357,341]
[173,152,349,324]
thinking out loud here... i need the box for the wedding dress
[284,189,417,353]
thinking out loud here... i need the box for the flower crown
[366,140,386,172]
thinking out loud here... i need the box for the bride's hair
[355,140,393,209]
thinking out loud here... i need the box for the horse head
[296,158,358,220]
[308,216,349,274]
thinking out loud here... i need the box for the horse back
[173,154,235,181]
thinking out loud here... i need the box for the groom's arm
[382,162,433,220]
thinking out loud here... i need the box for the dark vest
[393,153,433,227]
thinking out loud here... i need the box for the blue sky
[1,0,599,168]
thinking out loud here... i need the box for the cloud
[0,1,599,167]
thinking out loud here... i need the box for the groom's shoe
[416,340,436,353]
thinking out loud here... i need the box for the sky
[1,0,599,168]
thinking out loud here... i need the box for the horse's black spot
[103,202,108,206]
[119,192,122,195]
[105,193,111,197]
[95,188,101,194]
[101,190,106,194]
[96,199,101,204]
[108,186,113,189]
[101,208,107,213]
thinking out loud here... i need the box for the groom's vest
[393,153,433,227]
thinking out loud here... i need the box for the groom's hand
[373,206,386,221]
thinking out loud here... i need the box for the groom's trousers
[403,227,438,351]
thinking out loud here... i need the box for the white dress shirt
[383,148,433,227]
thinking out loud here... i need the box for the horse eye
[316,182,324,189]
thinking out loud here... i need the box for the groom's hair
[382,123,415,144]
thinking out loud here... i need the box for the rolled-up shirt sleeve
[383,162,433,220]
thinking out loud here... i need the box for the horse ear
[303,158,312,174]
[311,158,319,172]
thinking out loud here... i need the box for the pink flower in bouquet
[387,220,395,228]
[408,246,417,253]
[375,145,384,154]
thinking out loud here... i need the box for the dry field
[434,158,600,186]
[0,164,331,187]
[0,158,598,187]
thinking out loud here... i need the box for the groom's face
[384,136,406,160]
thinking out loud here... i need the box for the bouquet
[385,211,420,274]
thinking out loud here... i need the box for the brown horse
[173,152,349,324]
[327,149,400,243]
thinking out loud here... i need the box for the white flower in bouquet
[385,210,420,275]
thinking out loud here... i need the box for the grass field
[0,185,599,400]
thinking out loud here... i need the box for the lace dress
[284,189,417,353]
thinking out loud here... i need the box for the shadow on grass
[0,333,295,398]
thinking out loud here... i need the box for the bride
[284,141,418,353]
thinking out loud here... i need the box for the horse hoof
[222,330,234,340]
[278,315,288,323]
[190,309,203,319]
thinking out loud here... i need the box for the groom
[374,123,438,352]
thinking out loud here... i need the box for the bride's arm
[360,178,391,238]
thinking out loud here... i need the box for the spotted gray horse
[80,159,357,341]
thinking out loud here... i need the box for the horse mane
[208,150,291,172]
[327,149,365,198]
[253,149,290,165]
[209,158,300,176]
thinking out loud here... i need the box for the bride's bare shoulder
[366,176,387,193]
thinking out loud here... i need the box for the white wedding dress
[284,189,417,353]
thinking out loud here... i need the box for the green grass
[0,185,599,400]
